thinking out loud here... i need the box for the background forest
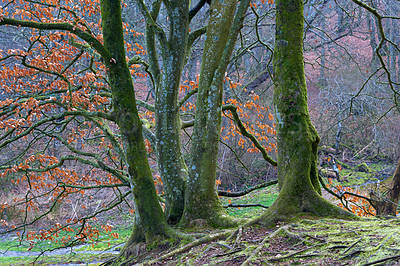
[0,0,400,265]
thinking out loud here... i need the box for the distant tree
[371,158,400,216]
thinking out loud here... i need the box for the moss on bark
[99,0,181,259]
[154,1,189,225]
[181,0,250,228]
[253,0,354,226]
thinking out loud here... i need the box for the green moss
[356,163,370,173]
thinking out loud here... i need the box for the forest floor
[2,216,399,265]
[0,160,399,265]
[136,216,400,266]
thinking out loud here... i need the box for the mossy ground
[324,161,394,188]
[0,161,397,265]
[137,216,400,265]
[6,217,399,265]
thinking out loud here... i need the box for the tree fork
[181,0,250,228]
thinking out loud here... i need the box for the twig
[351,140,374,159]
[218,180,278,197]
[241,225,288,266]
[223,203,269,209]
[143,230,234,265]
[362,254,400,266]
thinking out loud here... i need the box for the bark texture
[154,0,189,225]
[374,159,400,216]
[100,0,173,255]
[254,0,353,225]
[181,0,250,227]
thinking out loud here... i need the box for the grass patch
[0,225,130,253]
[0,252,114,266]
[221,184,278,218]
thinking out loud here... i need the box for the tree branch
[189,0,208,21]
[218,180,278,197]
[223,104,277,166]
[136,0,168,51]
[0,18,111,60]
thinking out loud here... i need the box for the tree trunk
[254,0,353,225]
[181,0,250,227]
[376,159,400,216]
[154,1,189,225]
[100,0,173,252]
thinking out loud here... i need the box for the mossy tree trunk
[181,0,250,227]
[376,159,400,216]
[100,0,173,253]
[255,0,352,224]
[147,0,190,225]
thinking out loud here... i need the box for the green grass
[0,225,130,253]
[221,184,278,218]
[0,253,114,266]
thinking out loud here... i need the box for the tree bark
[100,0,172,251]
[181,0,250,227]
[376,159,400,216]
[254,0,353,226]
[153,1,190,225]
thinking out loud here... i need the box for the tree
[253,0,353,225]
[182,0,250,226]
[140,0,190,225]
[136,0,261,227]
[371,158,400,216]
[0,0,179,256]
[0,0,271,258]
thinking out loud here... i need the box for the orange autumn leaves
[251,0,274,9]
[222,96,276,155]
[326,178,376,217]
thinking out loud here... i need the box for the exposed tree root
[232,226,243,249]
[109,215,400,265]
[240,225,289,266]
[104,227,193,266]
[142,229,235,265]
[363,254,400,266]
[268,243,326,262]
[342,237,363,254]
